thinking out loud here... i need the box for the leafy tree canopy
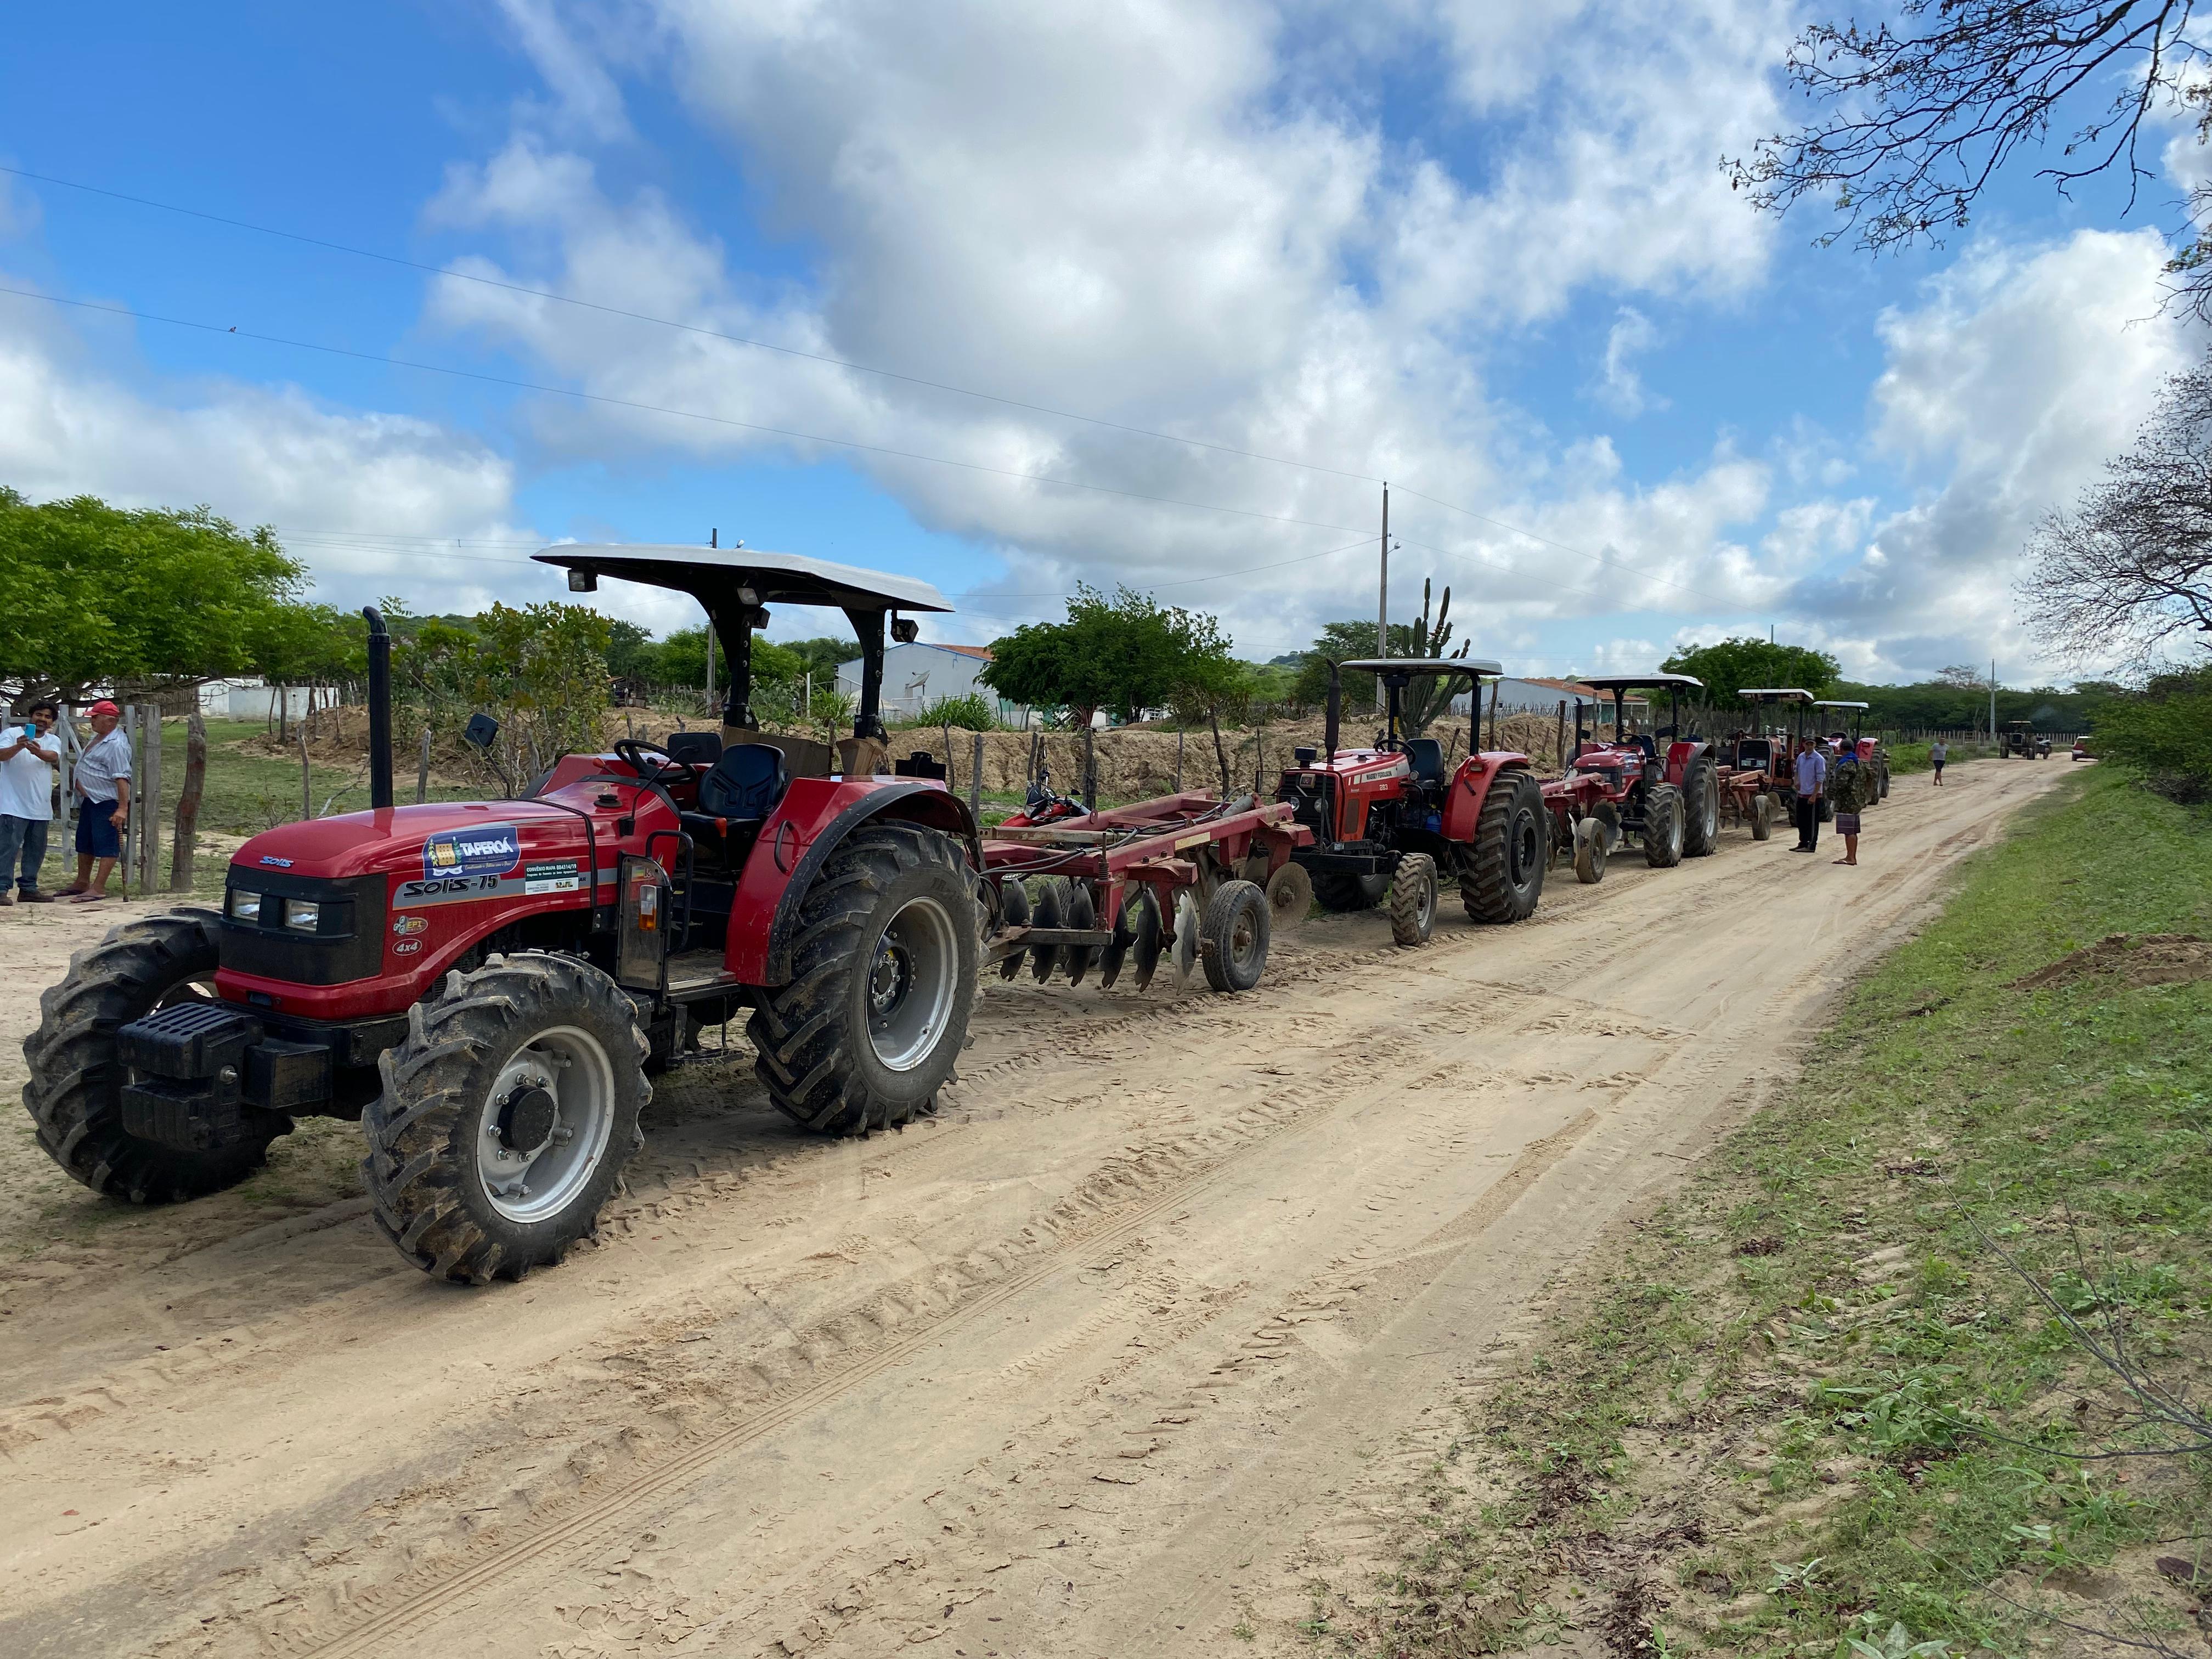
[1661,637,1841,703]
[983,584,1235,727]
[0,488,317,702]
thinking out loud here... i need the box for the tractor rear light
[228,890,262,923]
[284,900,321,932]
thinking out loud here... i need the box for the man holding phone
[60,700,131,904]
[0,702,62,904]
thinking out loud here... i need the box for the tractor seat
[679,743,789,864]
[1403,737,1445,785]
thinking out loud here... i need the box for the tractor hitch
[117,1002,329,1150]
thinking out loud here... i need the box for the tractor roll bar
[363,606,394,811]
[1323,657,1505,758]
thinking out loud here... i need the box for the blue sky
[2,1,2200,685]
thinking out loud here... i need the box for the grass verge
[1311,768,2211,1657]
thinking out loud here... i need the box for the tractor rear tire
[1387,853,1438,946]
[1463,770,1547,923]
[23,907,285,1204]
[1313,870,1390,912]
[1751,792,1774,842]
[1572,817,1606,884]
[749,821,977,1136]
[1878,764,1891,799]
[1644,784,1685,868]
[1681,758,1720,858]
[1200,879,1270,992]
[363,952,648,1284]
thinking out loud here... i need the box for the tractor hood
[233,800,605,883]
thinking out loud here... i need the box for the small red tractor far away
[1814,699,1891,802]
[1714,686,1819,840]
[24,544,990,1284]
[1535,673,1717,884]
[1274,657,1548,945]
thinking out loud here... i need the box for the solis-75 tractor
[1535,673,1716,883]
[22,545,988,1284]
[1273,657,1548,945]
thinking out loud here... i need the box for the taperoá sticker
[421,823,521,882]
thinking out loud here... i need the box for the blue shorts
[76,798,120,858]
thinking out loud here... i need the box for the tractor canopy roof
[1334,656,1505,679]
[1811,699,1869,710]
[1575,672,1703,693]
[534,544,952,615]
[1737,686,1816,702]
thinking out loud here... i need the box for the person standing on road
[1929,738,1946,786]
[60,699,131,904]
[0,701,62,905]
[1791,736,1827,853]
[1828,737,1872,867]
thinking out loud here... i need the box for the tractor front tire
[1463,771,1547,923]
[24,908,285,1203]
[749,821,977,1136]
[1313,870,1390,912]
[364,952,648,1284]
[1644,784,1685,868]
[1681,758,1720,858]
[1387,853,1438,946]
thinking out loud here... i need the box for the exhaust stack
[1323,662,1341,763]
[363,606,394,811]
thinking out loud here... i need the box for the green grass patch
[1317,769,2212,1657]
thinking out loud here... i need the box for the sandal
[67,891,110,904]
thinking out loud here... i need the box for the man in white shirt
[0,701,61,904]
[62,699,132,904]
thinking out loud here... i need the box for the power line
[3,164,1763,612]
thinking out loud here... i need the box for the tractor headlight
[284,899,321,933]
[228,889,262,923]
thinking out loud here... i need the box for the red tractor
[1718,686,1818,835]
[1813,698,1890,802]
[1536,673,1719,883]
[22,546,985,1283]
[1273,658,1548,945]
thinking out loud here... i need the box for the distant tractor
[2001,719,2036,758]
[1274,658,1547,945]
[1813,699,1890,803]
[1534,673,1719,882]
[1723,687,1820,834]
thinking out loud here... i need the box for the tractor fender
[1440,753,1532,845]
[1663,739,1706,786]
[729,780,980,987]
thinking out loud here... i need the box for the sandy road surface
[0,761,2070,1658]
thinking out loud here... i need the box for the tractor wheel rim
[1417,869,1436,928]
[868,894,958,1071]
[475,1025,616,1224]
[1231,904,1261,970]
[1513,815,1541,882]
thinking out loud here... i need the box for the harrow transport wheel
[1643,784,1685,868]
[23,907,284,1204]
[363,952,647,1284]
[1200,879,1270,992]
[1463,770,1547,924]
[1388,853,1438,946]
[1312,869,1389,912]
[1263,862,1313,934]
[1572,817,1606,884]
[1751,792,1774,842]
[751,822,977,1136]
[1681,758,1720,857]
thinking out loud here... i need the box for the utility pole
[1376,482,1390,714]
[706,527,719,709]
[1989,656,1997,739]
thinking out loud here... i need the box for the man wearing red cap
[60,701,132,903]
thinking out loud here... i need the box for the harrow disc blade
[1170,890,1201,989]
[1263,863,1313,935]
[1063,882,1097,985]
[1028,879,1064,982]
[997,877,1030,980]
[1127,887,1164,991]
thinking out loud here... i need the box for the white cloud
[1596,307,1663,416]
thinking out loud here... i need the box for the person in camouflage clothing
[1827,737,1874,866]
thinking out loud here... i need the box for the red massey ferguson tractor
[1534,673,1719,883]
[22,545,988,1283]
[1273,658,1548,945]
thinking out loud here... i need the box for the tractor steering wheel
[613,737,703,792]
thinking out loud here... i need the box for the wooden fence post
[128,703,163,898]
[300,725,313,821]
[1555,699,1567,772]
[416,727,432,804]
[1082,725,1097,810]
[1175,729,1184,791]
[170,710,206,891]
[969,732,984,817]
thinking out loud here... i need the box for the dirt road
[0,761,2071,1658]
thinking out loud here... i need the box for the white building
[836,641,1004,721]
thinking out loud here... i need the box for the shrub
[901,692,1000,731]
[2091,664,2212,803]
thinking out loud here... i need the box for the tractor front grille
[219,871,386,985]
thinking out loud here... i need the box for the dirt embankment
[241,703,1577,798]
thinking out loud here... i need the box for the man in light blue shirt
[1792,737,1827,853]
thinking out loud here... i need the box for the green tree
[0,489,318,702]
[1661,637,1841,703]
[1291,619,1431,710]
[392,602,611,794]
[603,619,656,683]
[983,585,1232,727]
